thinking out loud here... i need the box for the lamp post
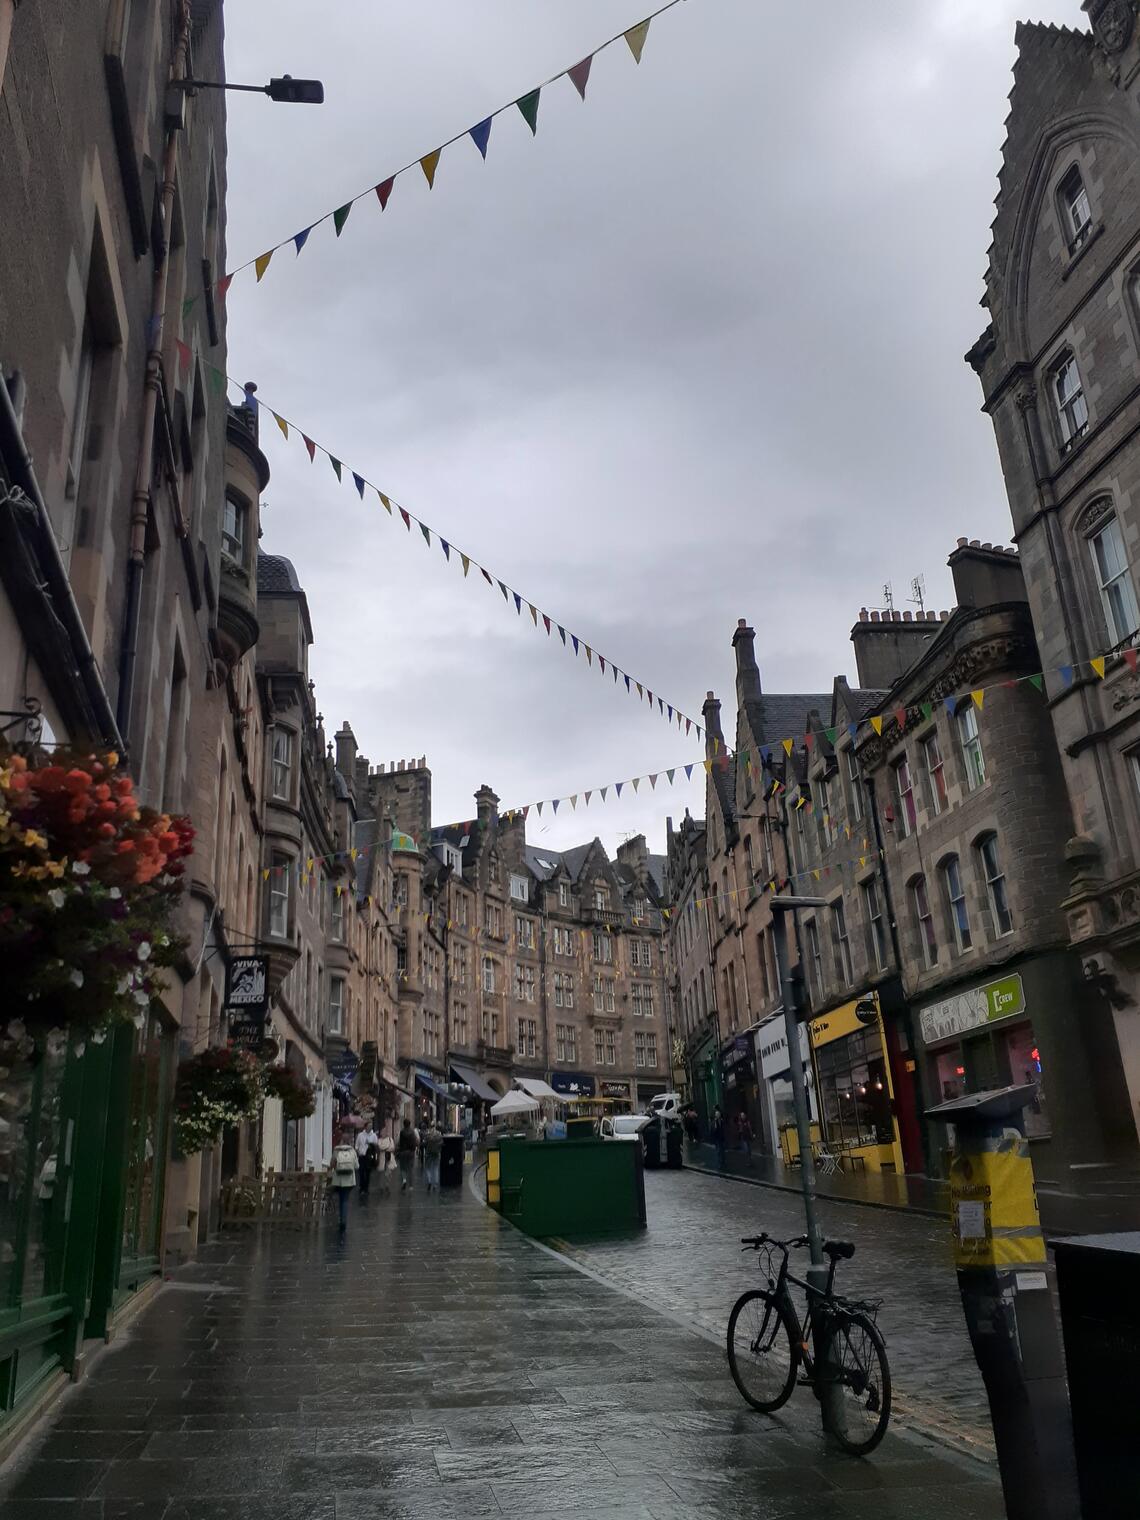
[769,893,845,1438]
[171,74,324,103]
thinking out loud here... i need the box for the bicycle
[727,1232,892,1456]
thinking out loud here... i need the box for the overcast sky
[223,0,1082,861]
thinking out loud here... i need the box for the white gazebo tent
[490,1090,540,1120]
[514,1078,559,1102]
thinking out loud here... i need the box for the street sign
[225,955,269,1050]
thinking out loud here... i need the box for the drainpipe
[116,0,192,744]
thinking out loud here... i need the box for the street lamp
[172,74,325,103]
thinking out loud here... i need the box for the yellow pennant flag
[1090,658,1106,680]
[625,18,651,63]
[713,737,720,755]
[529,603,538,626]
[274,412,289,440]
[585,646,593,665]
[306,857,314,873]
[254,249,274,282]
[420,149,441,188]
[378,491,392,513]
[870,716,883,736]
[461,554,470,577]
[262,868,270,880]
[350,847,358,861]
[812,869,821,881]
[570,795,577,809]
[703,759,713,773]
[860,856,867,868]
[971,689,986,709]
[782,738,793,755]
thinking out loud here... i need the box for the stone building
[664,811,720,1128]
[966,0,1140,1162]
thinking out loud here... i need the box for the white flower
[117,973,133,995]
[68,969,84,988]
[72,860,90,876]
[48,888,66,910]
[109,887,121,901]
[137,942,151,962]
[134,990,149,1008]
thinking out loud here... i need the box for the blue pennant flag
[513,592,522,614]
[1060,665,1075,687]
[469,117,492,159]
[552,799,560,814]
[615,781,623,797]
[684,764,693,780]
[558,626,566,644]
[667,705,673,721]
[440,538,450,561]
[352,472,365,499]
[760,745,771,764]
[624,674,631,692]
[847,723,858,741]
[294,226,312,254]
[944,698,956,716]
[571,635,579,655]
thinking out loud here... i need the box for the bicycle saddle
[823,1239,855,1260]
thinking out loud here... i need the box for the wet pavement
[565,1165,994,1453]
[0,1164,1004,1519]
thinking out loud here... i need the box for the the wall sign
[224,955,269,1049]
[919,974,1026,1046]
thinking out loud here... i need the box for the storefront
[690,1027,721,1135]
[810,997,904,1173]
[600,1079,633,1113]
[720,1034,760,1143]
[755,1011,816,1158]
[550,1071,596,1100]
[917,972,1047,1143]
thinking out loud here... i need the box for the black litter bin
[665,1122,683,1169]
[440,1134,464,1188]
[642,1117,663,1169]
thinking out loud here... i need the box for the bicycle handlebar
[740,1233,809,1251]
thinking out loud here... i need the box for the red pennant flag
[175,340,191,372]
[894,706,907,729]
[375,177,394,210]
[303,435,316,462]
[217,273,234,301]
[399,507,411,530]
[599,656,606,675]
[1126,649,1139,674]
[567,56,593,99]
[542,614,551,635]
[804,732,815,753]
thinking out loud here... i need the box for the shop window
[815,1028,893,1150]
[977,833,1014,937]
[1003,1025,1049,1139]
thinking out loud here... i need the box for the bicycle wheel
[726,1290,798,1413]
[818,1310,891,1455]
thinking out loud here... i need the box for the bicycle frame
[758,1243,846,1384]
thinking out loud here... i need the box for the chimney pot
[970,538,981,548]
[957,537,968,547]
[859,608,869,622]
[737,618,747,629]
[870,611,880,623]
[902,610,912,622]
[940,610,949,621]
[982,541,992,551]
[706,690,715,700]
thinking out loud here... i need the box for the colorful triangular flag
[375,178,394,210]
[440,539,450,562]
[1090,657,1106,680]
[420,523,431,547]
[420,149,441,188]
[461,553,470,577]
[625,19,651,62]
[1029,673,1044,692]
[255,250,274,282]
[469,117,492,159]
[352,472,365,499]
[870,716,883,735]
[567,56,593,98]
[273,412,289,440]
[516,89,541,134]
[333,203,353,236]
[329,456,342,482]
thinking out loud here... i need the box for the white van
[648,1092,683,1120]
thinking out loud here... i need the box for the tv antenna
[909,575,926,616]
[882,581,894,613]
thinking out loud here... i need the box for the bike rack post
[926,1086,1077,1519]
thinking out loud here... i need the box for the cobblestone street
[0,1169,1003,1520]
[558,1167,993,1454]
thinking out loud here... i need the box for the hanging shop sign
[550,1071,596,1098]
[721,1035,756,1090]
[328,1046,360,1082]
[757,1014,810,1080]
[224,955,269,1049]
[919,975,1026,1047]
[601,1081,630,1099]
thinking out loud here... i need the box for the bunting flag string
[219,0,683,292]
[209,368,702,736]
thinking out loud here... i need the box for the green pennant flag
[420,523,431,547]
[207,365,226,397]
[333,202,353,236]
[181,295,198,320]
[824,727,836,746]
[329,457,342,481]
[1029,674,1044,693]
[921,702,933,720]
[516,89,541,135]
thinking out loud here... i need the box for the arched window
[940,856,972,954]
[1051,352,1088,450]
[1084,504,1140,648]
[976,833,1014,938]
[909,875,938,969]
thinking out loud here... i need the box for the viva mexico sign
[919,974,1026,1047]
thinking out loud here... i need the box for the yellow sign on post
[948,1134,1045,1268]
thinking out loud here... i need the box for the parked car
[598,1114,651,1150]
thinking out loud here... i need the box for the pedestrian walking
[376,1127,395,1196]
[712,1106,727,1171]
[737,1110,753,1162]
[423,1120,443,1191]
[356,1122,380,1198]
[396,1117,418,1192]
[328,1130,359,1232]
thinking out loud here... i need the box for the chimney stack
[702,690,723,760]
[475,785,499,829]
[733,617,762,708]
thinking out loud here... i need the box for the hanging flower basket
[173,1045,266,1156]
[0,746,194,1035]
[264,1064,317,1122]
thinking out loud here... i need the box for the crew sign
[919,974,1025,1046]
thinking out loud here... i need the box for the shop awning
[515,1077,559,1101]
[450,1061,499,1104]
[414,1070,452,1102]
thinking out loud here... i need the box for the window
[513,964,536,1003]
[482,1010,499,1045]
[594,886,609,911]
[635,1031,648,1068]
[978,834,1014,937]
[1053,355,1088,448]
[222,490,246,565]
[844,746,864,824]
[1090,517,1140,647]
[831,902,855,986]
[922,730,947,815]
[593,930,613,964]
[269,855,291,938]
[482,957,496,995]
[899,880,933,975]
[631,983,654,1018]
[483,903,502,937]
[457,893,469,928]
[942,856,972,953]
[805,919,823,1000]
[646,1032,658,1067]
[594,1029,605,1065]
[394,874,409,908]
[553,925,574,956]
[861,880,887,973]
[957,703,986,792]
[454,944,469,989]
[331,886,345,943]
[1059,164,1092,250]
[894,756,916,837]
[633,896,649,920]
[559,881,570,908]
[757,930,772,1001]
[630,938,652,969]
[328,975,346,1036]
[553,972,575,1009]
[516,1018,537,1058]
[454,1004,469,1046]
[593,975,615,1014]
[515,915,535,950]
[510,873,529,903]
[606,1029,617,1065]
[556,1024,576,1063]
[396,944,407,974]
[271,728,293,800]
[488,855,500,886]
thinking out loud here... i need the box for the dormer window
[1059,165,1092,252]
[1053,355,1088,450]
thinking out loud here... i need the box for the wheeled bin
[440,1133,464,1187]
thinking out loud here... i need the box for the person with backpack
[423,1120,444,1192]
[355,1122,380,1198]
[396,1117,418,1192]
[329,1129,359,1232]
